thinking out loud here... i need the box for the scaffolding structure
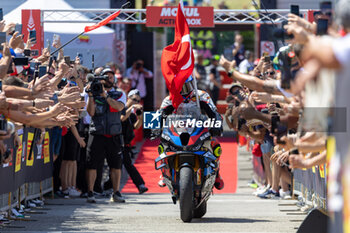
[41,8,309,25]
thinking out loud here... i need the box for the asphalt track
[1,145,305,233]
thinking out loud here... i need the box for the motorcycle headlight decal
[191,143,202,151]
[158,144,164,154]
[213,145,222,158]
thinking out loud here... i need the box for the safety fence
[293,165,327,210]
[243,136,327,211]
[0,127,53,212]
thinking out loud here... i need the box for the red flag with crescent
[161,0,194,109]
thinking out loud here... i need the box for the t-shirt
[208,64,221,91]
[121,110,138,145]
[125,67,153,98]
[195,63,208,90]
[238,59,254,74]
[223,44,245,66]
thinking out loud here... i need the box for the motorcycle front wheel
[179,166,193,222]
[193,200,207,218]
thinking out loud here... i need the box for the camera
[274,45,296,89]
[0,116,15,136]
[135,62,143,70]
[0,148,11,166]
[271,113,287,144]
[86,75,109,97]
[107,90,123,100]
[136,108,143,116]
[0,115,8,135]
[229,85,247,102]
[237,117,246,130]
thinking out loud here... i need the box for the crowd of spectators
[0,21,152,205]
[212,0,350,222]
[0,0,349,229]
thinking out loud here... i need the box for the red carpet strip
[122,137,237,194]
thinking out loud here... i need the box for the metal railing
[41,9,309,25]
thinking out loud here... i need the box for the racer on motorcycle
[154,76,224,190]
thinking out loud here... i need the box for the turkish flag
[161,0,194,109]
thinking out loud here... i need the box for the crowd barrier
[293,165,327,210]
[0,127,53,212]
[244,137,327,211]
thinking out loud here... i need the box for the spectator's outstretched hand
[59,91,80,104]
[287,13,315,33]
[0,20,5,32]
[58,61,70,76]
[25,36,35,50]
[284,23,311,45]
[2,43,11,58]
[34,99,54,109]
[9,32,24,49]
[219,55,236,72]
[0,93,8,111]
[289,153,307,169]
[3,22,16,35]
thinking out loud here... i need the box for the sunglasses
[264,71,275,76]
[131,98,140,103]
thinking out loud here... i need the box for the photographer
[120,89,148,194]
[86,68,126,203]
[125,59,153,99]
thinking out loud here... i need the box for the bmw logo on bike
[143,111,162,129]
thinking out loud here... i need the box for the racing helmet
[180,76,195,97]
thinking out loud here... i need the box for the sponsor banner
[43,132,50,164]
[15,135,22,173]
[26,132,34,166]
[21,10,44,56]
[146,6,214,28]
[0,128,53,195]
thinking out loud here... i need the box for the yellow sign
[26,132,34,166]
[15,135,23,172]
[43,132,50,164]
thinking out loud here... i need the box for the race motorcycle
[154,104,222,222]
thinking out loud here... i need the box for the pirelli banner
[146,6,214,28]
[0,127,53,195]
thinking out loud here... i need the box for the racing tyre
[179,166,193,222]
[193,200,207,218]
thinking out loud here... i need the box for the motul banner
[21,9,44,56]
[146,6,214,28]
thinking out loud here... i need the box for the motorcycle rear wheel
[179,166,193,222]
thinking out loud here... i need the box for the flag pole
[192,73,201,109]
[50,32,85,56]
[50,1,130,56]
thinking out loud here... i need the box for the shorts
[86,134,123,170]
[50,127,62,156]
[61,130,80,161]
[260,140,273,154]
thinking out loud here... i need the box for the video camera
[86,75,109,97]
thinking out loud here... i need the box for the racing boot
[214,170,224,190]
[158,175,166,188]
